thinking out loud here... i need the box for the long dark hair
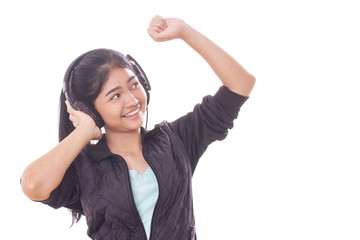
[58,48,133,224]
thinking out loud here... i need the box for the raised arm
[147,16,255,96]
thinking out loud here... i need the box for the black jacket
[42,86,248,239]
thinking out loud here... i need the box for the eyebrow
[105,75,136,97]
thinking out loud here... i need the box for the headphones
[62,49,151,128]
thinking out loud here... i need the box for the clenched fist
[147,15,190,42]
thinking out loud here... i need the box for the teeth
[124,108,140,117]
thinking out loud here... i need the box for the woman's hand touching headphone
[147,15,191,42]
[65,100,102,141]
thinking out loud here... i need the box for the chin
[121,116,145,132]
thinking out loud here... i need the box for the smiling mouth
[122,107,141,118]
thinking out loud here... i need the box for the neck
[105,128,142,154]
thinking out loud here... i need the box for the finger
[148,22,167,31]
[94,128,103,140]
[69,114,78,128]
[147,26,164,34]
[162,18,168,29]
[151,15,164,24]
[147,29,162,42]
[65,100,74,114]
[69,114,75,122]
[149,15,167,30]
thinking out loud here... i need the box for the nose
[124,90,139,107]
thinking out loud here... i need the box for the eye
[111,93,120,100]
[132,82,139,88]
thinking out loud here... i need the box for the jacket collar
[86,127,161,162]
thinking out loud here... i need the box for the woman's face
[94,67,147,133]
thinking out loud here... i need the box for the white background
[1,0,359,239]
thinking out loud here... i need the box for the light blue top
[129,166,159,240]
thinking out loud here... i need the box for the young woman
[21,15,255,240]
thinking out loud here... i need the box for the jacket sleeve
[168,85,249,173]
[40,162,83,214]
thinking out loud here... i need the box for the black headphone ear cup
[73,101,105,128]
[136,74,150,104]
[145,89,150,105]
[126,54,151,104]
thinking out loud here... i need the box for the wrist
[180,23,195,41]
[74,125,94,143]
[181,24,201,46]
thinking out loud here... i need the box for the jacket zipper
[146,156,161,240]
[141,136,161,240]
[119,155,148,240]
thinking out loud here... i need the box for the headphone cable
[145,107,149,129]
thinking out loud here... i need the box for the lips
[122,106,141,118]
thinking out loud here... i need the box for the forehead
[101,68,134,91]
[106,68,134,84]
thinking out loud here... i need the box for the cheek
[137,88,147,104]
[96,102,125,120]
